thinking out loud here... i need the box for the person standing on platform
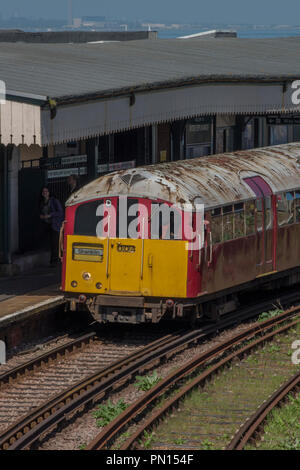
[67,174,79,196]
[39,187,64,265]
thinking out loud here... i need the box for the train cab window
[277,192,293,226]
[223,205,234,241]
[245,201,255,235]
[256,199,263,232]
[211,207,222,243]
[294,191,300,222]
[233,203,245,239]
[150,203,181,240]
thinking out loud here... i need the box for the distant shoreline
[158,27,300,39]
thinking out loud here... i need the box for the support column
[108,134,114,164]
[10,146,20,254]
[212,116,217,154]
[151,124,157,164]
[86,137,98,181]
[170,120,187,161]
[144,126,151,165]
[234,116,244,151]
[3,145,13,264]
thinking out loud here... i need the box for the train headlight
[82,272,92,281]
[71,280,78,288]
[96,282,102,289]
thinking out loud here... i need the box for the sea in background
[157,27,300,39]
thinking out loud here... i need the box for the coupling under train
[60,142,300,324]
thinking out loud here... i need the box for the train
[60,142,300,324]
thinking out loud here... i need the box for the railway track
[0,326,167,449]
[86,305,300,450]
[227,371,300,450]
[0,331,97,388]
[1,289,300,450]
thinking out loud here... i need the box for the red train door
[243,176,276,277]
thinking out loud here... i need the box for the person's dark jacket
[49,197,64,232]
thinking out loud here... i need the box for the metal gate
[42,154,89,206]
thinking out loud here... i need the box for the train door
[243,176,276,276]
[109,239,142,294]
[108,198,143,294]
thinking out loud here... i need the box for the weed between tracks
[93,399,128,427]
[146,321,300,450]
[245,393,300,450]
[134,370,161,391]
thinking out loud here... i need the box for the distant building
[82,16,106,27]
[73,18,82,28]
[82,16,106,23]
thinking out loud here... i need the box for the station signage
[267,115,300,125]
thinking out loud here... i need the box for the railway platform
[0,265,65,330]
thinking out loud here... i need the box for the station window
[245,201,255,235]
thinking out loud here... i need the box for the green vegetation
[134,370,161,391]
[258,308,284,322]
[78,443,87,450]
[93,399,128,427]
[246,393,300,450]
[201,439,215,450]
[148,321,300,450]
[139,430,155,449]
[173,437,186,445]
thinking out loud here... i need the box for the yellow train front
[61,143,300,324]
[61,167,195,323]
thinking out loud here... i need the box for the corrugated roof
[67,143,300,209]
[2,37,300,102]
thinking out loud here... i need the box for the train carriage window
[277,193,293,226]
[294,191,300,222]
[245,201,255,235]
[265,196,273,229]
[256,199,263,232]
[211,207,222,243]
[223,205,234,241]
[233,203,245,239]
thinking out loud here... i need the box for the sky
[1,0,300,24]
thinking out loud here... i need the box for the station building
[1,34,300,272]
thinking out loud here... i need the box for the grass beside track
[245,392,300,450]
[147,322,300,450]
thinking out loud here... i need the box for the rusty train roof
[67,143,300,209]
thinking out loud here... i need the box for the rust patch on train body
[66,143,300,210]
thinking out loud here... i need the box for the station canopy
[1,37,300,146]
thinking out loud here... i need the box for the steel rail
[86,309,300,450]
[227,371,300,450]
[0,331,97,388]
[1,331,183,450]
[0,301,274,450]
[3,295,300,450]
